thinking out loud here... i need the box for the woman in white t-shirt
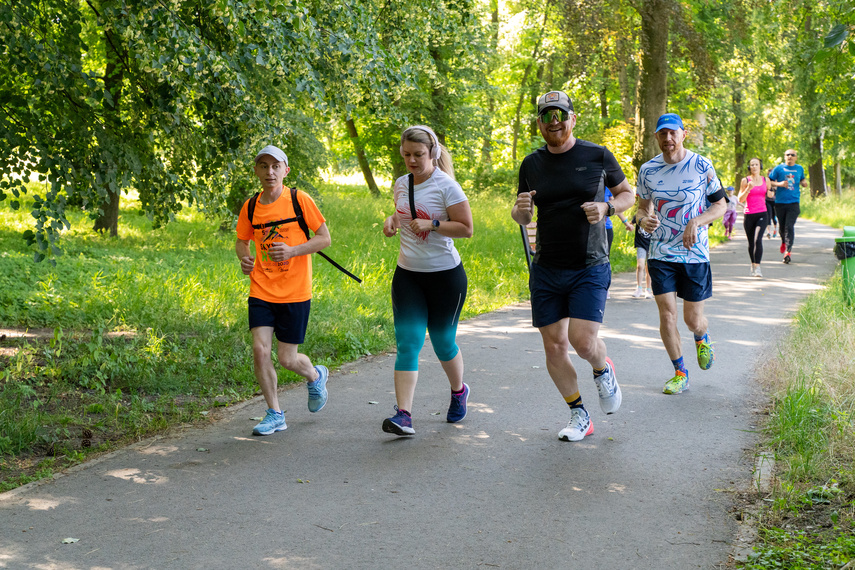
[380,125,474,436]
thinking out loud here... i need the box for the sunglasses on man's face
[785,153,796,157]
[539,109,570,123]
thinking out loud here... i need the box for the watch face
[432,219,440,228]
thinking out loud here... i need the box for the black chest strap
[408,174,417,219]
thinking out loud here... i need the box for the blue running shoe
[307,365,328,413]
[382,406,414,436]
[252,409,287,436]
[447,383,470,423]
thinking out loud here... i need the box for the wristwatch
[431,219,440,231]
[606,202,615,217]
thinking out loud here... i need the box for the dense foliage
[2,0,853,256]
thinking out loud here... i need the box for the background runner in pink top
[743,178,768,215]
[738,158,772,277]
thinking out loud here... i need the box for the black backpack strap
[249,190,301,229]
[291,187,363,284]
[408,174,417,219]
[247,192,260,225]
[290,187,311,239]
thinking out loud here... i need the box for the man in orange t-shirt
[235,145,332,436]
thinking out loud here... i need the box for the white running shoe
[594,357,622,414]
[631,288,644,298]
[750,267,756,277]
[644,289,653,299]
[559,408,593,442]
[754,266,763,277]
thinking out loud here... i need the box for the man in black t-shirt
[512,90,634,443]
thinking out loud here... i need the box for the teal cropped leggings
[392,263,467,372]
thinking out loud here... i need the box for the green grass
[737,190,855,568]
[0,180,642,487]
[800,190,855,229]
[740,269,855,567]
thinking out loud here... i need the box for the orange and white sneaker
[559,408,593,442]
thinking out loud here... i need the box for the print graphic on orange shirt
[257,224,292,271]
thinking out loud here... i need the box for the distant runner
[738,157,771,277]
[768,149,807,264]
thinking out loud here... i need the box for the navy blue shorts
[248,297,311,344]
[529,262,611,327]
[648,260,712,302]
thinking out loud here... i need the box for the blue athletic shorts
[248,297,311,344]
[648,260,712,302]
[529,262,610,327]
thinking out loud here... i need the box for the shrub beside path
[0,219,841,569]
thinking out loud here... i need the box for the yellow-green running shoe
[696,336,715,370]
[663,370,689,395]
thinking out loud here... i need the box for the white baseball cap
[254,145,288,166]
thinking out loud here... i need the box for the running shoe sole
[382,418,415,436]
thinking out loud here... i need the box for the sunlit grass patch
[801,192,855,229]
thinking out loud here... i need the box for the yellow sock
[564,391,582,408]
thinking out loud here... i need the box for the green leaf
[824,24,848,48]
[814,49,832,63]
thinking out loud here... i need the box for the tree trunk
[480,2,500,168]
[632,0,670,173]
[808,133,827,198]
[732,92,745,188]
[530,64,544,137]
[599,84,609,120]
[835,162,842,196]
[93,26,123,237]
[429,49,447,146]
[799,11,826,199]
[616,36,634,122]
[512,10,548,162]
[345,118,380,197]
[480,96,495,167]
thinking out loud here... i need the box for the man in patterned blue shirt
[636,113,727,395]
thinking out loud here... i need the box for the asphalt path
[0,217,841,569]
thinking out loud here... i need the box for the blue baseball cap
[655,113,684,132]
